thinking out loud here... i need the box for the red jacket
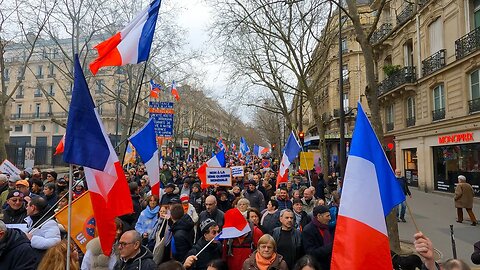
[223,225,263,270]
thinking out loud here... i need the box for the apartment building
[373,0,480,195]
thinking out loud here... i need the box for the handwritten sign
[0,159,21,176]
[206,167,232,186]
[149,101,174,138]
[231,166,244,177]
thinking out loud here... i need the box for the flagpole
[122,61,149,164]
[66,164,73,270]
[195,232,222,257]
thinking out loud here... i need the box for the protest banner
[299,152,314,170]
[230,166,244,177]
[0,159,21,176]
[206,167,232,186]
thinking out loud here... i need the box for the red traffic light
[299,131,305,139]
[387,142,394,150]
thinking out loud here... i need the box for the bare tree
[210,0,337,175]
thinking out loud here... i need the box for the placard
[206,167,232,186]
[231,166,244,177]
[0,159,21,176]
[299,152,314,170]
[149,101,174,138]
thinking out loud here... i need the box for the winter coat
[170,214,195,262]
[454,182,475,209]
[260,211,281,234]
[0,228,38,270]
[25,214,61,253]
[243,189,266,211]
[113,246,156,270]
[198,208,224,230]
[301,197,317,215]
[302,220,333,270]
[159,192,179,206]
[223,224,263,270]
[242,251,288,270]
[186,237,222,270]
[2,206,27,224]
[271,227,303,269]
[276,198,292,211]
[190,191,204,214]
[472,240,480,265]
[293,210,311,231]
[119,194,142,231]
[81,237,117,270]
[135,206,159,236]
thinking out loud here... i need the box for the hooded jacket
[113,245,156,270]
[0,228,38,269]
[170,214,195,262]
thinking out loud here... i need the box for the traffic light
[298,131,305,147]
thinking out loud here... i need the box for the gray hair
[458,175,466,182]
[280,208,293,217]
[0,220,6,232]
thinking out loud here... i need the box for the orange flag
[55,191,96,253]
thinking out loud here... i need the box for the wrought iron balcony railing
[406,117,416,127]
[422,49,446,77]
[34,92,43,98]
[386,122,394,131]
[455,26,480,60]
[378,66,416,95]
[15,94,24,99]
[47,73,56,78]
[10,112,68,120]
[397,4,414,26]
[370,23,392,44]
[432,108,446,121]
[35,74,44,79]
[468,98,480,113]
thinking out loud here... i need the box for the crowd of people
[0,153,478,270]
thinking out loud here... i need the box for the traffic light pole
[338,7,346,179]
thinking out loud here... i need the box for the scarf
[145,205,160,219]
[255,251,277,270]
[294,211,302,228]
[312,217,332,245]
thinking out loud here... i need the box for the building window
[96,80,104,93]
[14,125,23,132]
[341,38,348,53]
[428,17,444,56]
[16,104,22,117]
[469,70,480,113]
[342,65,349,83]
[4,68,9,81]
[34,86,42,97]
[36,65,43,78]
[49,83,55,96]
[35,103,41,118]
[473,0,480,29]
[343,93,349,110]
[48,64,55,77]
[27,124,32,133]
[403,39,414,67]
[406,97,416,127]
[432,84,445,120]
[96,100,103,115]
[386,104,394,131]
[17,85,24,98]
[48,102,53,114]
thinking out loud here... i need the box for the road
[398,188,480,266]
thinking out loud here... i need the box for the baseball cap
[7,190,25,200]
[16,179,30,188]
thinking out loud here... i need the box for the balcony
[15,94,24,99]
[386,122,394,131]
[406,117,416,127]
[432,108,445,121]
[468,98,480,113]
[47,73,56,78]
[455,26,480,60]
[378,66,416,95]
[370,23,392,44]
[34,92,43,98]
[35,74,44,79]
[422,49,446,77]
[396,4,414,26]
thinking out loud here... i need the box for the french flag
[129,118,160,196]
[216,138,226,151]
[150,79,162,99]
[89,0,161,75]
[64,55,133,256]
[331,102,405,270]
[218,208,251,239]
[253,144,270,158]
[276,132,302,187]
[53,134,65,155]
[171,80,180,101]
[239,137,250,158]
[197,150,226,189]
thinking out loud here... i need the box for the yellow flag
[299,152,315,170]
[55,191,97,253]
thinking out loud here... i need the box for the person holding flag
[183,218,222,269]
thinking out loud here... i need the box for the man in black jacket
[170,203,195,263]
[183,218,222,269]
[198,195,224,231]
[272,209,303,269]
[395,169,412,222]
[115,230,156,270]
[0,220,38,269]
[302,205,333,270]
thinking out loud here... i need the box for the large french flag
[64,55,133,256]
[89,0,161,75]
[197,150,226,188]
[331,102,405,270]
[253,144,270,158]
[276,132,302,187]
[129,118,160,196]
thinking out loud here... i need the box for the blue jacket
[135,206,159,236]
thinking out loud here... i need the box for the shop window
[433,144,480,196]
[403,149,418,187]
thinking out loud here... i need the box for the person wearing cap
[302,205,333,270]
[1,190,27,224]
[16,179,39,199]
[56,177,68,195]
[198,195,225,236]
[183,218,221,270]
[44,171,57,186]
[181,194,199,225]
[242,179,265,211]
[159,183,179,206]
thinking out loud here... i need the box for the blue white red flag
[64,55,133,256]
[171,80,180,101]
[218,208,250,239]
[253,144,270,158]
[89,0,161,75]
[231,143,236,151]
[197,150,226,189]
[276,132,302,187]
[129,118,160,196]
[216,138,226,151]
[150,79,162,98]
[187,154,193,163]
[239,137,250,158]
[331,102,405,270]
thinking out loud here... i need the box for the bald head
[205,195,217,213]
[118,230,141,259]
[303,188,313,200]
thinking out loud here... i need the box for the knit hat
[7,189,24,200]
[180,194,190,203]
[313,205,330,216]
[200,218,217,234]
